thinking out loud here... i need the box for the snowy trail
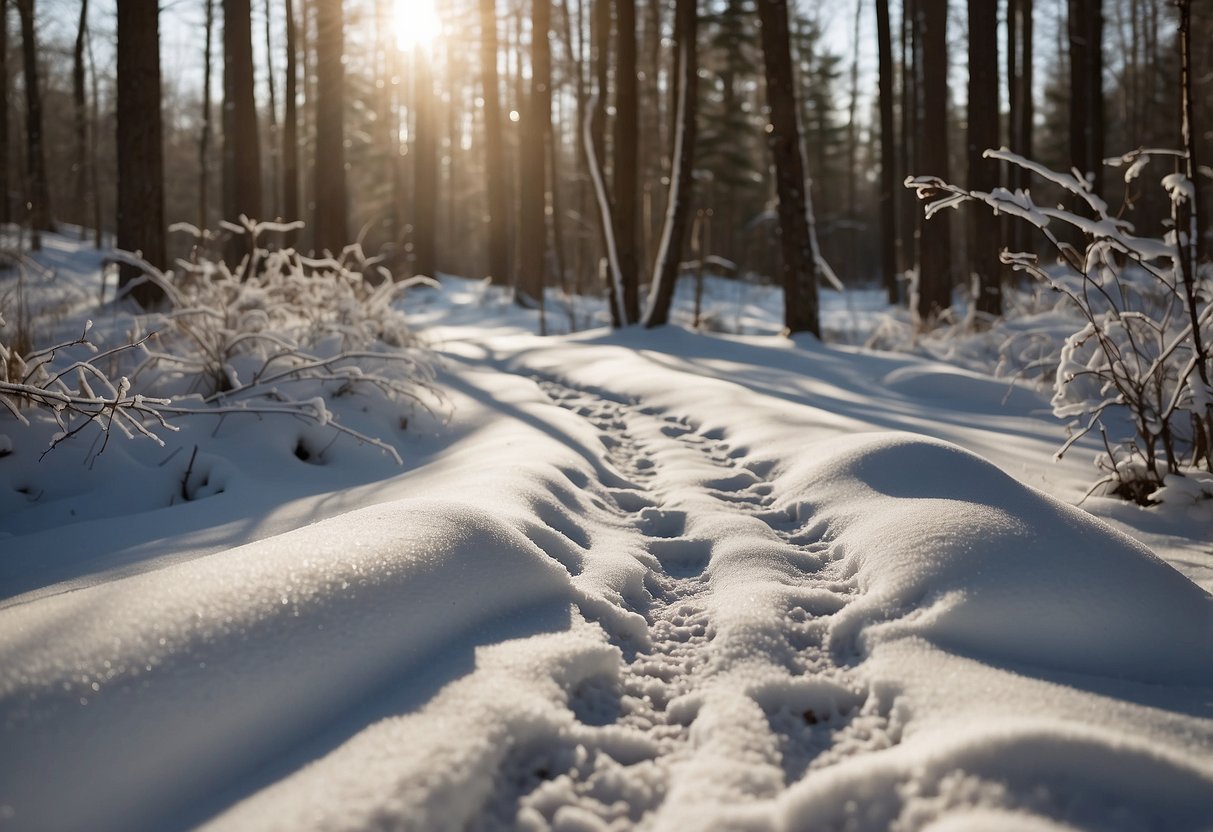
[490,376,902,827]
[4,310,1213,831]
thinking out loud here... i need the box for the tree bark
[916,0,950,322]
[967,0,1000,317]
[614,0,639,323]
[518,0,552,307]
[222,0,263,235]
[116,0,166,305]
[312,0,346,252]
[480,0,510,283]
[16,0,53,240]
[755,0,820,337]
[875,0,897,303]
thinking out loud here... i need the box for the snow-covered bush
[907,149,1211,503]
[1,219,440,464]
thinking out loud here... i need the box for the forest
[2,1,1213,829]
[2,0,1208,325]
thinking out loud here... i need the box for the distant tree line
[1,0,1209,334]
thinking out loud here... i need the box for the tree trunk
[264,0,278,219]
[518,0,552,307]
[1006,0,1033,254]
[223,0,263,237]
[86,18,101,246]
[16,0,52,241]
[898,0,918,279]
[412,53,437,277]
[200,0,214,233]
[875,0,897,303]
[313,0,346,252]
[73,0,88,238]
[1068,0,1104,196]
[916,0,950,322]
[755,0,820,337]
[967,0,1000,317]
[116,0,166,305]
[480,0,510,283]
[614,0,639,323]
[845,0,862,280]
[0,0,7,226]
[643,0,698,328]
[283,0,299,239]
[590,0,614,322]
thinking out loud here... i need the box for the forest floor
[1,234,1212,831]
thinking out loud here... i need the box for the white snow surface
[2,249,1213,831]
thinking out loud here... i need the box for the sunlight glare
[394,0,442,52]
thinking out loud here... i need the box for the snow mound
[881,364,1045,413]
[0,499,576,832]
[776,433,1213,685]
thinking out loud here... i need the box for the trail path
[441,371,901,829]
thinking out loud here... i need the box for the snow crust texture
[2,285,1212,831]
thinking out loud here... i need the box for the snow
[2,233,1212,831]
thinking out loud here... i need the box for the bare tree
[116,0,166,305]
[643,0,698,328]
[916,0,950,322]
[518,0,552,310]
[967,0,1000,317]
[755,0,820,336]
[1006,0,1033,254]
[73,0,88,238]
[15,0,53,243]
[200,0,214,232]
[0,0,7,226]
[283,0,299,236]
[1068,0,1104,195]
[264,0,279,218]
[222,0,263,231]
[313,0,347,252]
[411,54,437,278]
[875,0,897,303]
[480,0,510,283]
[614,0,640,323]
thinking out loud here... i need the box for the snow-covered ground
[2,237,1211,831]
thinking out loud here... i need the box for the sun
[394,0,443,52]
